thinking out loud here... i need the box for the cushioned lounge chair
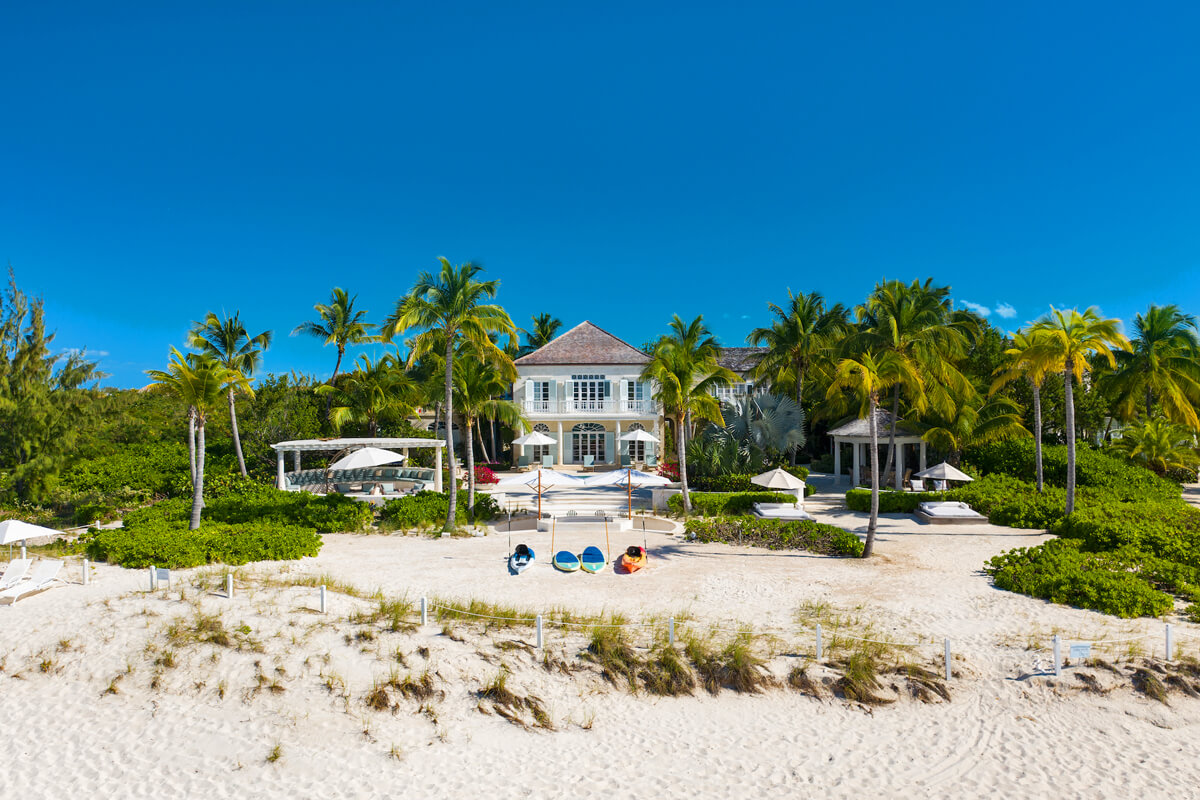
[0,560,64,605]
[0,558,32,590]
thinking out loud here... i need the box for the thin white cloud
[960,301,991,317]
[994,303,1017,319]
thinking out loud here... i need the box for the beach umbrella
[581,468,670,519]
[914,462,973,483]
[619,429,661,443]
[492,468,582,520]
[328,447,406,471]
[0,519,61,559]
[512,431,557,447]
[750,467,808,493]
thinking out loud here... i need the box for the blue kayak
[509,545,535,575]
[553,551,581,572]
[580,546,606,574]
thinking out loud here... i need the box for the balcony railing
[522,399,657,416]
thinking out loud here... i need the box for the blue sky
[4,2,1200,387]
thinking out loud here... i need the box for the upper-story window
[627,381,644,402]
[570,374,609,409]
[527,380,551,411]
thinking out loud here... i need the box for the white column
[896,441,905,490]
[434,447,443,492]
[833,438,842,483]
[556,420,564,465]
[403,447,410,461]
[293,451,301,471]
[852,442,861,487]
[615,420,622,465]
[276,450,285,489]
[920,440,927,472]
[515,423,525,464]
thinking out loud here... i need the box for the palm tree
[316,354,418,436]
[851,279,974,486]
[1106,304,1200,428]
[453,354,524,515]
[521,313,563,354]
[1029,307,1131,513]
[188,311,272,477]
[640,315,738,513]
[918,394,1029,465]
[145,348,246,530]
[990,330,1057,492]
[382,258,515,532]
[1110,417,1200,477]
[291,288,378,416]
[826,350,922,558]
[710,393,807,467]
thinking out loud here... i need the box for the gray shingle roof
[827,409,921,439]
[514,321,650,366]
[717,347,768,374]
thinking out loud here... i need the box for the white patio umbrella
[619,429,661,443]
[750,467,808,492]
[581,468,671,519]
[914,462,973,483]
[0,519,61,559]
[492,468,582,520]
[512,431,557,446]
[328,447,406,471]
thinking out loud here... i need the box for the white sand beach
[3,497,1200,799]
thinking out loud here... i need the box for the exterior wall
[514,365,656,417]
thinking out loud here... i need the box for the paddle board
[580,545,606,573]
[553,551,581,572]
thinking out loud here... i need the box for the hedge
[685,517,863,557]
[667,491,796,516]
[379,491,500,530]
[85,520,322,569]
[844,489,946,514]
[123,486,374,533]
[690,469,814,496]
[1052,502,1200,568]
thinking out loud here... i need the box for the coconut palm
[316,354,418,436]
[1028,307,1131,513]
[640,315,739,513]
[188,311,272,477]
[382,258,515,532]
[291,288,378,416]
[1110,417,1200,477]
[453,354,524,515]
[521,313,563,354]
[990,330,1058,492]
[1105,304,1200,428]
[826,350,923,558]
[851,279,975,485]
[917,394,1028,465]
[145,348,246,530]
[747,291,848,463]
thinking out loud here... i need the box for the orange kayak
[617,546,646,574]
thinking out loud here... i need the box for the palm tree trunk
[676,414,691,514]
[326,346,345,420]
[1032,380,1044,493]
[443,338,457,531]
[1064,361,1076,515]
[1146,386,1153,420]
[476,423,491,463]
[489,419,498,466]
[881,385,899,489]
[187,407,197,488]
[229,388,248,477]
[190,420,206,530]
[465,418,476,518]
[865,393,879,558]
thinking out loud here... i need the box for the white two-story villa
[511,321,660,468]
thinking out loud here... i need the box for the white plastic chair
[0,558,32,590]
[0,560,64,605]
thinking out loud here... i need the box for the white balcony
[522,399,657,416]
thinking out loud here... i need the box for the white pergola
[828,411,926,489]
[271,438,447,492]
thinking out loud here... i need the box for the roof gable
[717,347,767,373]
[514,321,650,367]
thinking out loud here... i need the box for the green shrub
[964,439,1182,501]
[945,475,1069,529]
[73,502,115,526]
[85,519,322,569]
[1053,502,1200,568]
[378,491,500,530]
[667,491,796,516]
[685,517,863,557]
[844,489,946,514]
[984,539,1174,618]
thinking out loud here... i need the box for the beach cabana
[828,410,926,489]
[271,438,446,492]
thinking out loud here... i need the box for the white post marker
[319,584,327,614]
[669,617,675,647]
[1166,624,1174,662]
[82,558,89,586]
[536,615,543,649]
[944,638,952,681]
[1052,635,1062,677]
[421,596,428,626]
[225,573,234,599]
[815,623,823,662]
[149,565,156,591]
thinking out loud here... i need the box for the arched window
[533,423,551,433]
[572,422,607,463]
[530,423,553,461]
[625,422,647,461]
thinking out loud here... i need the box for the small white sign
[1069,643,1091,661]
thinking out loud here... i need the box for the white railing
[522,399,658,416]
[523,400,553,413]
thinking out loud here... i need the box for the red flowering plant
[656,461,680,481]
[474,464,499,485]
